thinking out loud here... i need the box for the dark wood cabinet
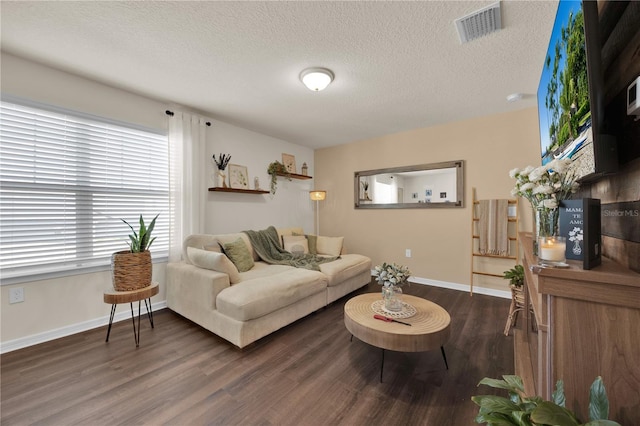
[516,233,640,425]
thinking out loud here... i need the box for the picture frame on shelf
[228,164,249,189]
[559,198,601,269]
[282,153,296,174]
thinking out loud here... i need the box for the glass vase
[383,285,403,312]
[533,207,559,256]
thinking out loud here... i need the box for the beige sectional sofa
[166,227,372,348]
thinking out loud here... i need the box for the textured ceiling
[0,1,558,149]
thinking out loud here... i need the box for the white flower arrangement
[509,158,579,211]
[372,262,411,288]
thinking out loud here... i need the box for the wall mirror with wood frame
[354,160,464,209]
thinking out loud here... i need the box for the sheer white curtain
[168,111,208,261]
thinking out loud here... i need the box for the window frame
[0,95,170,285]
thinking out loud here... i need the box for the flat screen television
[537,0,618,181]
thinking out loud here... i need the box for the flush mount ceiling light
[507,93,524,102]
[300,68,334,91]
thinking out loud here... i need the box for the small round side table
[103,282,159,347]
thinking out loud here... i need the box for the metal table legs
[105,298,154,347]
[350,334,449,382]
[379,346,449,382]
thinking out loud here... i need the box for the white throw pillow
[316,236,344,256]
[187,247,241,284]
[282,235,309,254]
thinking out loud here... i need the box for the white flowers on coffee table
[373,262,411,288]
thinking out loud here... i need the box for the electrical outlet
[405,249,412,258]
[9,287,24,304]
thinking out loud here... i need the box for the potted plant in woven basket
[111,214,159,291]
[503,264,526,335]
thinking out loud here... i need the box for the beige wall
[315,107,541,292]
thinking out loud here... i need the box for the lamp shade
[300,68,334,91]
[309,190,326,201]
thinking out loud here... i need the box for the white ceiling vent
[455,1,502,44]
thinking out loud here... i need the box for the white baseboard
[408,276,511,299]
[2,276,509,354]
[0,301,167,354]
[370,271,510,300]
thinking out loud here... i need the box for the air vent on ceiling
[454,1,502,44]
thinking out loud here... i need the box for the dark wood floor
[1,281,513,425]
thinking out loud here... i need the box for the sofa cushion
[282,235,309,254]
[216,268,327,321]
[187,247,241,284]
[182,233,258,263]
[276,227,304,248]
[221,238,255,272]
[319,254,372,287]
[316,236,344,256]
[216,233,259,261]
[293,232,317,254]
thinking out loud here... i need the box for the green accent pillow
[221,238,255,272]
[293,232,317,255]
[187,247,241,284]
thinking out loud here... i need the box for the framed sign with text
[559,198,601,270]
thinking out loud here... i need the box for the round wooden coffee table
[344,293,451,381]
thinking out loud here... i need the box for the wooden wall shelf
[208,187,269,194]
[275,172,312,180]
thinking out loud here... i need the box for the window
[0,98,169,284]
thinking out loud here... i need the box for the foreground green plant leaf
[531,401,579,426]
[589,377,609,421]
[473,376,620,426]
[552,380,566,407]
[503,375,525,393]
[584,420,621,426]
[474,396,521,418]
[475,412,517,425]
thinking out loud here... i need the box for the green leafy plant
[122,214,159,253]
[267,161,290,195]
[503,264,525,287]
[472,375,620,426]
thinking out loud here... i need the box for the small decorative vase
[383,285,403,312]
[217,171,227,188]
[533,207,559,256]
[572,237,582,255]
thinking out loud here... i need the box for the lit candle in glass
[539,236,566,263]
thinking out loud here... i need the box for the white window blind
[0,98,169,284]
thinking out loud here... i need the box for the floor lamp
[309,190,326,235]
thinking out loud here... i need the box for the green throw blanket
[243,226,339,271]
